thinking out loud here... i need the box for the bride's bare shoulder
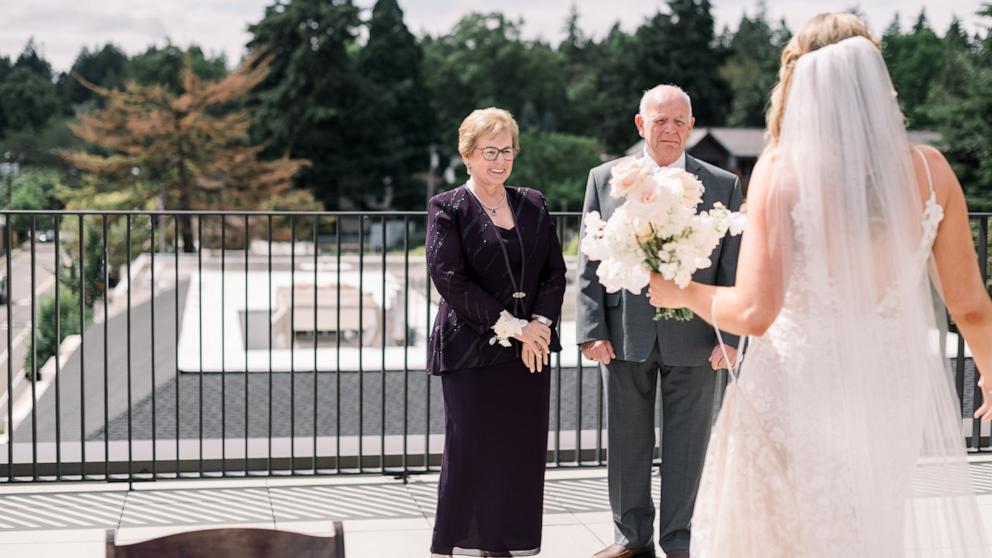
[746,148,776,194]
[911,144,962,208]
[747,146,797,208]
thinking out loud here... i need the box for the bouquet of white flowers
[581,158,746,321]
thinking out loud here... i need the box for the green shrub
[24,287,92,379]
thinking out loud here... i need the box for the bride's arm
[649,151,786,336]
[921,146,992,380]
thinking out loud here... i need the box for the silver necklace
[470,186,507,215]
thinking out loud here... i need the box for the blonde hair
[766,13,881,144]
[457,108,520,159]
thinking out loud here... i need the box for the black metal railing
[0,209,987,483]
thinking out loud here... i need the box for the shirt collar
[642,147,686,172]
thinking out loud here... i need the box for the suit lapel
[686,155,719,211]
[686,154,706,181]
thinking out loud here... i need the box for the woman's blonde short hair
[457,108,520,159]
[766,13,881,144]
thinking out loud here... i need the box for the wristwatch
[531,314,553,326]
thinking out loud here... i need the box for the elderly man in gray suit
[579,84,742,558]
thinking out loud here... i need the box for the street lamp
[2,151,13,208]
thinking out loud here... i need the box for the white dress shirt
[642,147,686,173]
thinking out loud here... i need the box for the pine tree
[60,54,315,251]
[720,2,784,127]
[556,6,603,140]
[560,5,589,65]
[14,38,53,81]
[0,40,59,138]
[0,67,60,134]
[592,23,642,153]
[359,0,437,208]
[422,13,568,147]
[247,0,375,209]
[927,4,992,209]
[126,43,228,93]
[883,9,944,128]
[634,0,730,126]
[62,44,129,110]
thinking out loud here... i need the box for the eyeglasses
[475,147,519,161]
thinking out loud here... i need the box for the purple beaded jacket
[425,185,567,375]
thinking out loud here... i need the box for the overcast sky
[1,0,987,73]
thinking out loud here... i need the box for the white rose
[609,158,653,199]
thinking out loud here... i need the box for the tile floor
[4,463,992,557]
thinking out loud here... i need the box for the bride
[648,13,992,557]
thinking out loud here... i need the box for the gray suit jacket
[576,153,743,366]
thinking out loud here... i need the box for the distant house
[627,127,941,193]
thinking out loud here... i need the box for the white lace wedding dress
[690,37,990,558]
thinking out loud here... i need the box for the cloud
[0,0,268,71]
[0,0,984,72]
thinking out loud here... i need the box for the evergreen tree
[62,44,129,110]
[634,0,730,126]
[927,3,992,208]
[247,0,377,209]
[423,13,528,138]
[359,0,437,208]
[882,10,944,128]
[0,56,11,137]
[60,55,315,250]
[127,43,227,93]
[0,41,59,138]
[944,16,972,51]
[0,67,60,134]
[720,2,784,127]
[556,7,602,140]
[559,4,589,65]
[422,13,568,143]
[587,24,642,153]
[0,56,12,83]
[14,39,54,81]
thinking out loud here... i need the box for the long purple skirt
[430,358,551,557]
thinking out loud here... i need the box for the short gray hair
[639,84,693,117]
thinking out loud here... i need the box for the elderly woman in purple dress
[426,108,567,557]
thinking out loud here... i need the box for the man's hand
[709,345,738,371]
[581,339,616,365]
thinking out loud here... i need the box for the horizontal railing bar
[0,209,586,218]
[1,209,988,218]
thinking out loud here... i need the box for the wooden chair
[105,522,344,558]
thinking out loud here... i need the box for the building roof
[13,278,598,444]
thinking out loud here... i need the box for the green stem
[653,307,694,322]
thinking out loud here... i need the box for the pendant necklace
[476,190,507,215]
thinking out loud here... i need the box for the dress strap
[711,295,744,382]
[913,146,936,197]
